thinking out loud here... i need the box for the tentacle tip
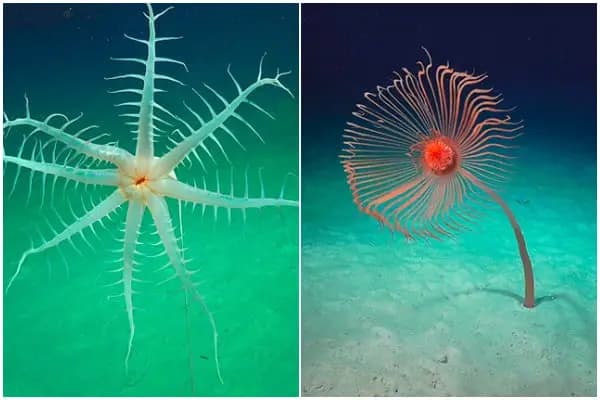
[277,69,293,79]
[279,84,295,99]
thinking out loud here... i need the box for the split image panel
[3,3,298,396]
[301,3,596,397]
[2,1,598,398]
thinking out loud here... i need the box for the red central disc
[135,176,148,186]
[423,139,456,175]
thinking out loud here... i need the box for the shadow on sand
[413,286,597,365]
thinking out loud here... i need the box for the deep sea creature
[4,4,297,384]
[340,48,535,308]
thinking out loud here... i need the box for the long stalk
[478,183,535,308]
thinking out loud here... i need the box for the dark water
[302,3,595,160]
[4,3,299,396]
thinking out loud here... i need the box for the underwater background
[301,3,596,396]
[4,3,298,396]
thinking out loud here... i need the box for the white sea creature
[3,4,297,384]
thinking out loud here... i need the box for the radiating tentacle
[134,4,159,165]
[153,64,293,178]
[107,4,186,165]
[121,200,145,374]
[5,190,125,293]
[152,176,298,209]
[4,155,120,186]
[146,194,224,384]
[4,99,133,168]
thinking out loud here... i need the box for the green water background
[3,4,299,396]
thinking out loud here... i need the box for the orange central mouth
[423,139,456,175]
[134,176,148,186]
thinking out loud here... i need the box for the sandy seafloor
[301,127,596,396]
[3,3,299,396]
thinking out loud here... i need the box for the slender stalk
[478,183,535,308]
[184,290,197,394]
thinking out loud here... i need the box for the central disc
[423,138,456,175]
[135,176,148,186]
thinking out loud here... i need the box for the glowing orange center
[423,139,456,175]
[134,176,148,186]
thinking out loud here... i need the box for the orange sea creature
[340,48,535,308]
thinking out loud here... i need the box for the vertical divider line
[297,1,303,397]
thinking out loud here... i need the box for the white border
[1,1,598,400]
[297,1,303,397]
